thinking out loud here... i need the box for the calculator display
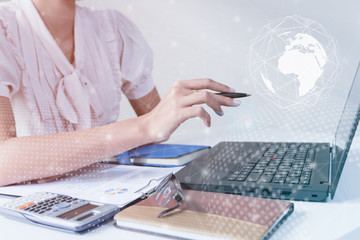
[57,203,98,220]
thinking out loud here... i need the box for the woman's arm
[0,78,239,186]
[0,97,152,186]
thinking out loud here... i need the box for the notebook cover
[114,190,294,240]
[129,144,209,158]
[116,144,210,164]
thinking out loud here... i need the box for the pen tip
[247,94,251,96]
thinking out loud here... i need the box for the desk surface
[1,126,360,240]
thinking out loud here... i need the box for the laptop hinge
[329,146,333,188]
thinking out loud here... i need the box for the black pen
[215,92,251,98]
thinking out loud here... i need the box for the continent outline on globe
[250,15,339,108]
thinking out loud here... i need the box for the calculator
[0,192,120,232]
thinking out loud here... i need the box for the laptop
[176,63,360,202]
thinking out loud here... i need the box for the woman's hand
[143,78,241,142]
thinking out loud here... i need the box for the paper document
[0,164,181,207]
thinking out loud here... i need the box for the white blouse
[0,0,155,137]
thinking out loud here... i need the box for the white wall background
[77,0,360,145]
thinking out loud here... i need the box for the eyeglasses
[135,173,185,218]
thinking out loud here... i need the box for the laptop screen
[331,62,360,199]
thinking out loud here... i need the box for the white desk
[1,118,359,240]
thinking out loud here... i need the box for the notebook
[176,62,360,202]
[103,144,210,167]
[114,189,294,240]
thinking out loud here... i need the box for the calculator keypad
[0,192,86,216]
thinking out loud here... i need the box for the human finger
[180,91,241,115]
[182,106,211,127]
[176,78,235,93]
[183,91,241,107]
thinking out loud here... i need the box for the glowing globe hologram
[250,15,339,108]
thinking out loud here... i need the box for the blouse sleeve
[0,23,20,99]
[114,11,155,100]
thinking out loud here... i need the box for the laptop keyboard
[227,143,316,185]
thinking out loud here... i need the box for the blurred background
[76,0,360,147]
